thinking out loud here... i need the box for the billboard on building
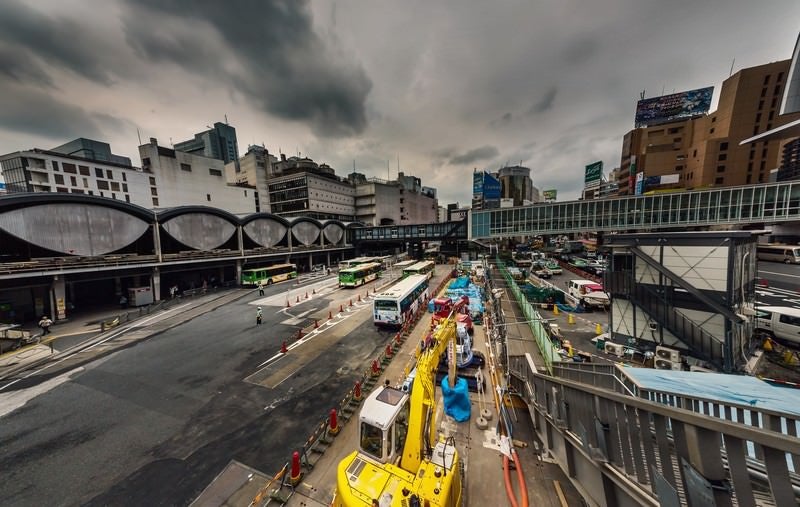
[472,172,483,196]
[634,87,714,128]
[500,198,514,208]
[483,172,500,199]
[635,172,645,195]
[585,161,603,185]
[542,189,557,201]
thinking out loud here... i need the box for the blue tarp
[441,375,471,422]
[556,303,585,313]
[622,368,800,417]
[449,276,471,289]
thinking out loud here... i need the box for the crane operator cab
[359,386,410,464]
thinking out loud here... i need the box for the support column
[218,266,225,286]
[153,219,162,263]
[238,225,244,256]
[236,260,242,285]
[51,275,66,321]
[326,252,331,268]
[151,267,161,302]
[308,253,313,271]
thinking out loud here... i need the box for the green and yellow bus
[339,262,383,288]
[401,260,435,280]
[242,263,297,287]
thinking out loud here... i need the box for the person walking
[258,281,265,296]
[38,315,53,335]
[256,307,263,326]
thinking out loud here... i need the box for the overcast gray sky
[0,0,798,205]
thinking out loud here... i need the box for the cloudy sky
[0,0,798,204]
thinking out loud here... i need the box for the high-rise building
[51,138,132,166]
[618,59,800,194]
[174,122,239,165]
[497,165,533,206]
[472,170,501,210]
[224,145,278,212]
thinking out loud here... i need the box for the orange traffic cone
[280,341,288,353]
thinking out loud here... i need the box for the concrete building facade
[139,138,254,213]
[618,60,800,195]
[174,122,239,165]
[224,145,278,213]
[0,147,151,205]
[498,165,534,206]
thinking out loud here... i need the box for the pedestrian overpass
[352,181,800,245]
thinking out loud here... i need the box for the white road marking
[0,367,83,417]
[759,270,800,280]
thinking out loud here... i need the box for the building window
[142,157,150,167]
[768,110,775,121]
[150,187,157,196]
[716,165,725,173]
[710,128,715,134]
[83,178,89,188]
[122,183,128,192]
[718,153,727,161]
[97,180,109,190]
[748,162,753,172]
[54,174,65,185]
[760,160,766,171]
[125,195,130,203]
[63,163,77,174]
[88,191,93,195]
[758,100,764,110]
[106,169,113,179]
[100,192,104,197]
[762,147,768,157]
[763,74,771,85]
[110,182,120,191]
[766,123,772,130]
[52,160,59,171]
[715,177,723,184]
[761,88,767,98]
[72,189,84,194]
[755,113,762,123]
[720,142,728,151]
[749,150,755,160]
[95,168,103,178]
[111,193,116,200]
[772,97,778,108]
[711,116,716,123]
[777,72,784,82]
[753,126,759,136]
[774,85,781,96]
[79,165,90,176]
[746,174,752,183]
[152,197,159,206]
[693,149,697,157]
[209,168,222,176]
[675,165,683,171]
[181,163,191,172]
[206,193,211,201]
[57,187,68,193]
[122,172,126,182]
[70,176,77,186]
[149,176,156,185]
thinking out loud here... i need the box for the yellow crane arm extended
[399,299,463,473]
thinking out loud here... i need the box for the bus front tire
[267,279,273,285]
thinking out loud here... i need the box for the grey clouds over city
[0,0,798,205]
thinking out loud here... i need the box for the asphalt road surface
[757,260,800,309]
[0,274,395,506]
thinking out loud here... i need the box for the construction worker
[258,281,265,296]
[256,307,263,326]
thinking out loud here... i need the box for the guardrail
[496,258,560,374]
[508,354,800,506]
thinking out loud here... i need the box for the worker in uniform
[256,307,263,326]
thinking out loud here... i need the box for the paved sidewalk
[0,287,253,380]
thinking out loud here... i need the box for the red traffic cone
[353,381,362,401]
[290,451,302,486]
[328,408,340,436]
[296,295,300,303]
[314,319,319,329]
[281,341,288,353]
[358,294,362,302]
[305,292,309,299]
[349,299,353,307]
[385,343,393,358]
[297,328,304,340]
[286,300,291,308]
[371,359,380,376]
[328,311,333,320]
[312,288,316,295]
[339,304,344,313]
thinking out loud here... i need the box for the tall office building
[618,59,800,194]
[174,122,240,165]
[497,165,534,206]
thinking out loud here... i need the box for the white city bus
[373,275,429,327]
[756,244,800,264]
[401,260,435,280]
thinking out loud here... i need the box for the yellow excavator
[333,301,465,506]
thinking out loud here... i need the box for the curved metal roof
[0,192,155,221]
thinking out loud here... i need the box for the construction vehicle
[333,300,465,506]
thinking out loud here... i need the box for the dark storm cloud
[121,0,372,137]
[0,46,54,88]
[0,2,116,85]
[449,145,499,165]
[529,87,558,115]
[489,112,513,128]
[0,85,130,141]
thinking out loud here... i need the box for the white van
[568,279,610,308]
[755,306,800,345]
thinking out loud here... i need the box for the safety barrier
[496,258,560,374]
[262,269,456,503]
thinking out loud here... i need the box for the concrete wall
[307,175,355,217]
[161,213,237,251]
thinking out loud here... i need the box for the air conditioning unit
[604,342,625,357]
[656,346,681,362]
[655,358,682,370]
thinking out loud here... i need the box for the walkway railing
[496,258,560,374]
[509,355,800,506]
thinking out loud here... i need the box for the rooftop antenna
[640,89,645,100]
[396,153,400,176]
[729,57,736,77]
[387,159,390,180]
[661,84,665,95]
[136,128,142,146]
[169,137,173,147]
[224,114,229,124]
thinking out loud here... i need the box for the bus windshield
[374,300,398,311]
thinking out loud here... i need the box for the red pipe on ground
[503,449,529,507]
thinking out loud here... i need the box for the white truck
[755,306,800,345]
[567,279,610,309]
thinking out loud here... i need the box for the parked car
[532,265,553,279]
